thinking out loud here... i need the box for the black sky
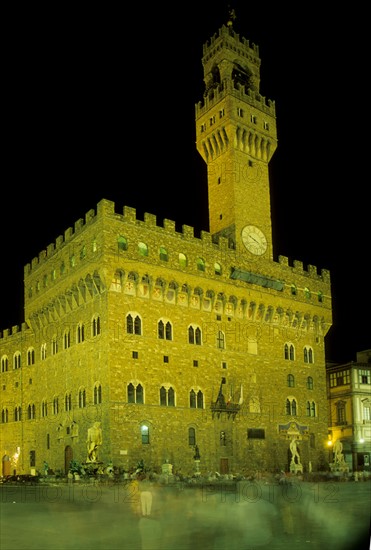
[2,2,369,362]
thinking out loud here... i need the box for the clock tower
[195,13,277,260]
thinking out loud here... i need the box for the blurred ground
[1,479,370,550]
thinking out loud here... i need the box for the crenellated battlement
[0,322,30,341]
[24,199,330,287]
[24,207,98,276]
[195,82,276,118]
[202,25,259,60]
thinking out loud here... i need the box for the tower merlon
[144,212,157,226]
[195,86,275,118]
[278,255,331,282]
[0,322,29,340]
[163,219,176,232]
[202,25,259,59]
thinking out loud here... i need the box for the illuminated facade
[1,19,333,477]
[327,349,371,472]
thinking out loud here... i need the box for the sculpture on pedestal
[86,421,102,463]
[334,440,345,466]
[289,437,303,473]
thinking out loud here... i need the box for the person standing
[138,473,153,517]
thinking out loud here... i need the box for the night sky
[2,2,369,362]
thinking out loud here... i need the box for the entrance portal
[220,457,229,474]
[65,446,73,474]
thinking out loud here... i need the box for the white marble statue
[290,438,301,465]
[86,421,102,462]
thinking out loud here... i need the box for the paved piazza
[1,479,370,549]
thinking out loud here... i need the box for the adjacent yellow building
[327,349,371,473]
[1,19,333,478]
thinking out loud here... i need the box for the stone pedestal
[161,463,173,475]
[83,461,104,477]
[290,462,303,474]
[329,462,349,474]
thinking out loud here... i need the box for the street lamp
[327,436,333,468]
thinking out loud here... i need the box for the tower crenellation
[202,25,259,62]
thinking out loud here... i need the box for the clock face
[241,225,267,255]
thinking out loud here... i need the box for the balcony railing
[211,400,240,420]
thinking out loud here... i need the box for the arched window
[179,253,187,268]
[41,343,47,360]
[190,389,203,408]
[79,389,86,408]
[291,399,297,415]
[286,398,297,416]
[306,401,316,417]
[138,242,148,256]
[13,352,21,370]
[160,386,175,407]
[284,343,295,361]
[188,325,202,345]
[159,247,168,261]
[127,313,142,335]
[190,390,196,408]
[1,356,9,372]
[14,406,22,421]
[51,336,58,355]
[77,323,85,343]
[188,427,196,446]
[287,374,295,387]
[118,236,128,252]
[92,316,101,337]
[168,387,175,406]
[64,330,71,350]
[94,384,102,404]
[41,400,48,417]
[141,424,149,444]
[128,383,135,403]
[27,404,36,420]
[65,393,72,411]
[127,383,143,404]
[136,384,144,404]
[158,320,172,340]
[304,346,314,364]
[197,258,205,272]
[307,376,314,390]
[197,390,204,408]
[27,348,35,366]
